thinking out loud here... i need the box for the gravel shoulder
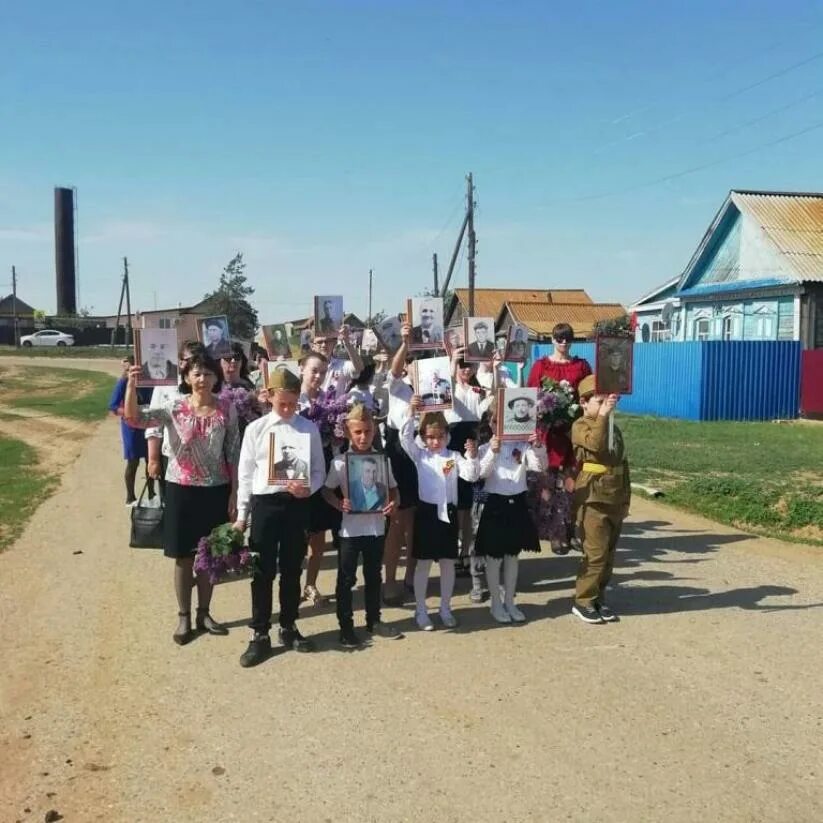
[1,416,822,822]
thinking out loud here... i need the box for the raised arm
[390,322,411,379]
[339,324,364,378]
[124,366,169,426]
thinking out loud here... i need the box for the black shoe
[571,603,604,624]
[196,608,229,636]
[339,626,362,648]
[332,531,341,549]
[173,611,195,646]
[596,602,619,623]
[279,625,315,652]
[551,541,571,556]
[367,621,404,640]
[239,634,271,667]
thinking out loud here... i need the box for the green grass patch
[621,415,823,545]
[0,345,131,359]
[0,435,59,551]
[0,366,115,421]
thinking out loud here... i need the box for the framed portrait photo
[261,359,301,389]
[199,315,232,360]
[443,325,465,358]
[406,297,445,351]
[496,387,538,442]
[299,328,313,353]
[314,295,344,339]
[504,323,530,363]
[267,431,311,487]
[373,315,403,354]
[463,316,497,363]
[360,328,380,353]
[261,324,292,358]
[413,355,453,412]
[345,452,389,514]
[134,328,180,387]
[595,335,634,395]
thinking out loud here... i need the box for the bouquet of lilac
[194,523,253,585]
[536,377,581,430]
[300,390,351,445]
[219,385,263,425]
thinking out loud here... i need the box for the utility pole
[432,253,439,296]
[466,172,476,315]
[11,266,20,347]
[368,268,373,321]
[110,257,133,349]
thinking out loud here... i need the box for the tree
[593,313,633,337]
[203,253,258,340]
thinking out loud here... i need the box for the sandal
[173,611,195,646]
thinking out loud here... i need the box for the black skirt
[163,481,231,559]
[413,502,459,561]
[385,426,419,509]
[449,421,477,510]
[475,492,540,558]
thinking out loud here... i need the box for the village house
[631,190,823,349]
[445,288,625,341]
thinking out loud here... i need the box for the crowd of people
[109,318,630,668]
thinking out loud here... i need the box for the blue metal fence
[526,340,801,421]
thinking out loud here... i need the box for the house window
[694,318,710,341]
[650,320,668,342]
[721,316,733,341]
[777,300,794,340]
[158,318,172,329]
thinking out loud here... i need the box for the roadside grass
[621,415,823,546]
[0,366,114,421]
[0,435,58,552]
[0,345,132,359]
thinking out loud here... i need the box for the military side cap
[267,367,301,393]
[578,374,596,398]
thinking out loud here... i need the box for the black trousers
[335,535,384,630]
[249,493,310,634]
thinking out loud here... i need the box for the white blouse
[400,415,481,522]
[478,440,547,496]
[445,381,494,424]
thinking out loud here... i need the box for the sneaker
[239,633,271,668]
[596,602,619,623]
[505,602,527,623]
[339,626,362,648]
[469,587,489,604]
[415,610,435,631]
[490,602,512,624]
[279,625,316,652]
[571,603,604,624]
[302,585,325,606]
[439,610,458,629]
[367,621,404,640]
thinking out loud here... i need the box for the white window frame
[694,318,710,341]
[721,315,733,341]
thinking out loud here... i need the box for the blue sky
[2,0,823,320]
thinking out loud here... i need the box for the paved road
[1,415,822,822]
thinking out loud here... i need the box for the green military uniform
[571,406,630,607]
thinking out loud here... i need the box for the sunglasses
[553,336,573,343]
[221,355,241,363]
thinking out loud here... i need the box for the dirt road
[1,381,822,821]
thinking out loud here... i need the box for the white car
[20,329,75,347]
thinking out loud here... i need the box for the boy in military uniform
[570,374,630,624]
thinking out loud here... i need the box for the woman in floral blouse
[125,353,241,645]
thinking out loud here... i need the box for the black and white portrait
[375,316,403,353]
[200,315,232,360]
[262,324,292,358]
[300,328,313,352]
[361,328,380,353]
[463,317,497,362]
[314,295,344,338]
[407,297,444,350]
[346,452,389,513]
[261,359,301,388]
[444,326,465,357]
[498,387,538,441]
[595,335,634,395]
[135,328,179,387]
[414,355,453,411]
[504,323,530,363]
[268,432,311,487]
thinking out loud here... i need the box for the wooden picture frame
[261,324,292,358]
[496,387,538,442]
[134,328,180,387]
[413,355,453,411]
[406,297,445,351]
[267,432,311,487]
[463,316,497,363]
[595,335,634,395]
[345,452,389,514]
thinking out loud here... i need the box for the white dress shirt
[386,374,414,431]
[478,440,547,496]
[325,456,397,538]
[445,380,494,424]
[236,411,325,521]
[400,415,480,522]
[323,357,357,396]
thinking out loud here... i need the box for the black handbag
[129,482,165,549]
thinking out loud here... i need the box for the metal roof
[451,288,593,320]
[502,301,625,338]
[732,191,823,283]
